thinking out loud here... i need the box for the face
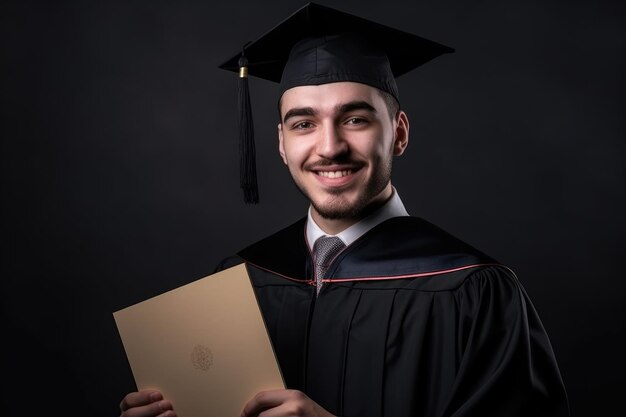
[278,82,409,222]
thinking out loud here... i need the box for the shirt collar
[306,187,409,249]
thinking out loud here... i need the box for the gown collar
[238,215,496,282]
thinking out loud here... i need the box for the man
[119,3,569,417]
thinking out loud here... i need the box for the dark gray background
[2,0,624,416]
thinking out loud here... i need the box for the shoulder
[236,217,310,279]
[459,264,523,295]
[453,265,532,319]
[330,216,499,282]
[355,216,494,260]
[385,265,531,321]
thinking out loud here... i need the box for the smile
[316,170,353,178]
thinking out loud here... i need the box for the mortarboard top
[218,2,454,204]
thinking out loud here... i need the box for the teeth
[318,170,352,178]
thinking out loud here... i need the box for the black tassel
[237,55,259,204]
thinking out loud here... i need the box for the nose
[316,123,348,160]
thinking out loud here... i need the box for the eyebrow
[283,107,317,124]
[282,100,377,124]
[336,100,377,115]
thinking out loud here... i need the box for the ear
[278,123,288,165]
[393,111,409,156]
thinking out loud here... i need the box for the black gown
[218,216,569,417]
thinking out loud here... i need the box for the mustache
[304,158,364,170]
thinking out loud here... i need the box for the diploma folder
[113,264,285,417]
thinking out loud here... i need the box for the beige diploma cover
[113,264,285,417]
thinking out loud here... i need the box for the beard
[298,155,393,221]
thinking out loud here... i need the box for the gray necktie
[313,236,346,294]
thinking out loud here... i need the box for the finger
[120,390,163,411]
[241,390,290,417]
[119,392,174,417]
[120,399,173,417]
[256,391,315,417]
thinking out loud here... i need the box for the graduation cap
[219,2,453,204]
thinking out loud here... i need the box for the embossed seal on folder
[191,344,213,371]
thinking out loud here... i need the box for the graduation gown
[220,216,569,417]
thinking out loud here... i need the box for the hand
[241,389,336,417]
[119,389,176,417]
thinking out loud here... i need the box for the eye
[292,120,314,130]
[345,117,367,126]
